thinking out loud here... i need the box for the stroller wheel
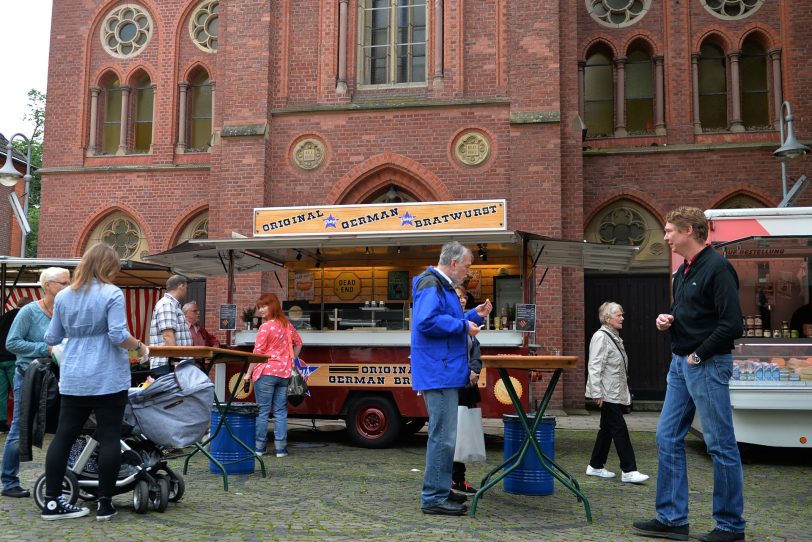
[132,479,149,514]
[150,477,169,513]
[162,468,185,502]
[34,471,80,511]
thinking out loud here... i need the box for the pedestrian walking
[584,301,648,484]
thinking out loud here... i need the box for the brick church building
[38,1,812,408]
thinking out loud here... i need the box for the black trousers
[45,391,127,499]
[588,401,637,473]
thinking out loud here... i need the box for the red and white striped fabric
[123,288,164,342]
[3,286,162,343]
[3,287,42,310]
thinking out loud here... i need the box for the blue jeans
[254,375,289,452]
[421,388,458,508]
[655,353,745,533]
[1,372,24,490]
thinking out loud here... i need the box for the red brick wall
[39,1,812,410]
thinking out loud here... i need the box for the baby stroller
[34,359,214,514]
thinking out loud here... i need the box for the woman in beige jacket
[585,302,649,484]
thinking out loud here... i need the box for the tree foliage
[10,89,45,256]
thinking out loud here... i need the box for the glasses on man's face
[50,280,70,287]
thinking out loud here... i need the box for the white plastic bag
[454,406,486,463]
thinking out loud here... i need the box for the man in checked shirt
[149,275,193,369]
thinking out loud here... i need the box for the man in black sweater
[633,207,745,542]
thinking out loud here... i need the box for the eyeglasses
[49,281,70,287]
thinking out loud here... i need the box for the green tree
[10,89,45,256]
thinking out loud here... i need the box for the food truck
[146,200,638,447]
[690,208,812,448]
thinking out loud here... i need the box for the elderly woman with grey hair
[585,301,649,484]
[2,267,71,499]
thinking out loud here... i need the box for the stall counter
[234,329,525,347]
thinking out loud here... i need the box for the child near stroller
[34,359,214,514]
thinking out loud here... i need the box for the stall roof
[144,231,639,277]
[0,257,172,288]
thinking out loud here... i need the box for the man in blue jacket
[411,241,492,516]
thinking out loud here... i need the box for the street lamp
[774,101,810,208]
[0,133,33,256]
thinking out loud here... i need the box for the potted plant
[242,307,256,330]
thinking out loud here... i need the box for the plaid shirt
[149,293,193,367]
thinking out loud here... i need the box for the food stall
[145,200,638,447]
[690,208,812,448]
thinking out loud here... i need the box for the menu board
[515,304,536,333]
[219,304,237,331]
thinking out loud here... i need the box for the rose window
[190,1,220,52]
[101,218,142,259]
[586,0,651,28]
[101,4,153,58]
[598,207,646,247]
[701,0,763,20]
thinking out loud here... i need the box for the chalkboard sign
[219,304,237,331]
[515,304,536,332]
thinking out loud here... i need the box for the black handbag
[287,364,308,406]
[621,393,634,415]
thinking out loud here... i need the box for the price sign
[219,304,237,331]
[515,304,536,333]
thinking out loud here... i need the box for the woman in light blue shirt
[41,244,149,521]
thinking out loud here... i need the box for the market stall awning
[0,256,171,288]
[144,231,638,276]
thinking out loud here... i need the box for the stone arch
[169,203,210,247]
[585,197,669,271]
[738,25,775,51]
[694,29,733,54]
[710,189,773,209]
[76,204,154,260]
[125,64,156,87]
[328,153,452,204]
[582,38,618,61]
[623,33,660,57]
[182,61,214,83]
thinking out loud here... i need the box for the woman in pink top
[246,293,302,457]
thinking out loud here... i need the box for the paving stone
[0,413,808,541]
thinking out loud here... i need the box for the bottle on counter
[501,306,508,331]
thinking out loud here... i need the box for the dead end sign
[335,272,361,300]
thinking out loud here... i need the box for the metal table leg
[470,368,591,523]
[182,356,267,491]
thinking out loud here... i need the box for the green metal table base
[469,368,592,523]
[178,355,267,491]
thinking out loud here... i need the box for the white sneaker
[621,471,649,484]
[586,465,615,478]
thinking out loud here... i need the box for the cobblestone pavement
[0,412,808,541]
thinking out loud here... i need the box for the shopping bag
[454,406,486,463]
[287,364,308,406]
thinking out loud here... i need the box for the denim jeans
[1,372,24,490]
[655,353,745,533]
[254,375,290,452]
[421,388,458,508]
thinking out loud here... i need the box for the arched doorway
[584,201,671,400]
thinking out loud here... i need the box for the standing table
[148,346,269,491]
[471,355,591,523]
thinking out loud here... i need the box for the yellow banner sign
[254,200,506,236]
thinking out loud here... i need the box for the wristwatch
[688,352,702,365]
